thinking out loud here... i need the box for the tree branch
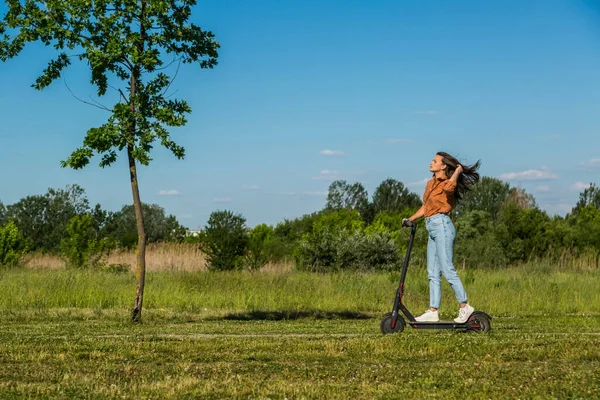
[88,94,110,110]
[64,80,111,111]
[117,88,129,103]
[119,58,134,71]
[155,56,183,71]
[164,89,179,99]
[161,59,181,97]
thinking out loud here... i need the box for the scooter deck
[407,321,470,329]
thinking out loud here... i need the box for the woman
[403,151,481,323]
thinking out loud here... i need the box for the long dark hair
[436,151,481,201]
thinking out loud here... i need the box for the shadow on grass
[217,310,373,321]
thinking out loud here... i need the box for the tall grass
[24,242,600,272]
[24,243,208,271]
[1,265,598,318]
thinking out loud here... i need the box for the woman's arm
[449,164,463,182]
[406,205,425,223]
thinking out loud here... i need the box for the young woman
[403,152,481,323]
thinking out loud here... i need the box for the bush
[272,212,322,260]
[312,208,364,235]
[294,228,340,272]
[292,209,404,272]
[202,210,248,271]
[452,210,507,269]
[337,231,401,271]
[364,211,413,248]
[0,221,29,267]
[60,215,115,269]
[495,205,551,263]
[243,224,274,270]
[271,209,365,264]
[294,229,401,272]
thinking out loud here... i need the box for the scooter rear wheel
[380,312,405,334]
[466,312,491,333]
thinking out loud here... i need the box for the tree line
[2,176,599,272]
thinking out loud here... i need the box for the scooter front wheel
[380,312,405,334]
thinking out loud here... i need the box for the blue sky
[1,0,600,229]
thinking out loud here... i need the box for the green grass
[1,265,599,318]
[0,266,599,398]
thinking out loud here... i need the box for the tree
[91,203,108,235]
[503,187,536,210]
[496,204,550,263]
[244,223,274,270]
[371,178,422,215]
[572,183,600,215]
[202,210,248,271]
[0,220,29,267]
[325,180,369,217]
[60,214,115,269]
[102,203,187,247]
[570,205,600,250]
[1,1,219,322]
[453,210,507,269]
[453,176,511,219]
[6,185,90,251]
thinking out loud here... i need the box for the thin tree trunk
[129,147,146,323]
[130,0,147,323]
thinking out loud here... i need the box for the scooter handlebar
[401,219,414,228]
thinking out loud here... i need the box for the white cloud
[158,189,181,196]
[242,185,260,190]
[536,185,550,192]
[413,110,437,115]
[499,168,559,181]
[586,158,600,167]
[312,170,341,181]
[386,138,414,144]
[214,197,232,203]
[320,149,345,157]
[571,181,591,191]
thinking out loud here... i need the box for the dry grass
[25,243,207,272]
[24,243,296,272]
[23,242,599,273]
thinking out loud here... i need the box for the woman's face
[429,155,446,173]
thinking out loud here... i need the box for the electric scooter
[380,219,492,334]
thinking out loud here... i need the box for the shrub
[60,214,115,269]
[364,211,413,248]
[243,223,274,270]
[294,228,340,272]
[202,210,248,271]
[311,208,364,235]
[337,230,401,271]
[294,229,401,272]
[0,221,29,267]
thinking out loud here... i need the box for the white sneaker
[415,309,439,322]
[454,304,474,323]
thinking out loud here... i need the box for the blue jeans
[425,213,468,309]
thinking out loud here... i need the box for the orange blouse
[423,176,457,217]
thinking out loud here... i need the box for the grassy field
[0,266,599,398]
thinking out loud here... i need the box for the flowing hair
[436,151,481,201]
